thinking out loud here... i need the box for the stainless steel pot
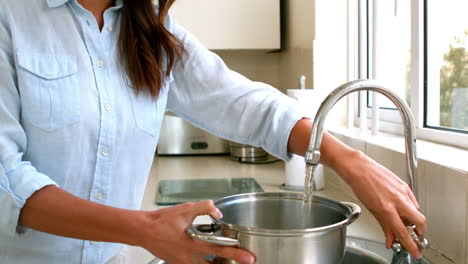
[188,192,361,264]
[229,142,268,163]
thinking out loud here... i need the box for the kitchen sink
[155,178,264,205]
[149,248,385,264]
[347,236,432,263]
[148,236,432,263]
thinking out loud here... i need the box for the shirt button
[107,26,113,32]
[95,192,104,200]
[101,149,110,156]
[97,60,104,67]
[104,104,112,111]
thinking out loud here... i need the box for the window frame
[422,0,468,136]
[350,0,468,149]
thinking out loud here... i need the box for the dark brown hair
[119,0,183,99]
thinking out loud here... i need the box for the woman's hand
[139,200,256,264]
[335,150,426,259]
[288,120,427,259]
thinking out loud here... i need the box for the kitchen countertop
[126,155,451,264]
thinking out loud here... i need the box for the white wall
[213,50,283,90]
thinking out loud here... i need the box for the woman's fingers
[382,191,425,257]
[374,216,393,249]
[386,231,396,249]
[182,200,223,221]
[406,186,420,210]
[144,201,249,263]
[196,242,255,264]
[210,245,255,264]
[336,151,427,259]
[387,210,422,259]
[375,214,396,249]
[398,201,427,236]
[194,241,255,264]
[196,258,211,264]
[179,201,255,264]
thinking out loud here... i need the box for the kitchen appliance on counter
[229,142,268,163]
[157,112,230,155]
[155,178,264,205]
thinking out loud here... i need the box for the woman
[0,0,426,263]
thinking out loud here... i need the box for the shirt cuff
[263,101,311,161]
[0,163,58,237]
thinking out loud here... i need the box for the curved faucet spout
[304,79,428,260]
[305,79,417,195]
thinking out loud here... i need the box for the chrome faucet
[304,79,428,262]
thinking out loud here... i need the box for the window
[425,0,468,132]
[370,0,411,109]
[349,0,468,148]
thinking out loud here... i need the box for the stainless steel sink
[346,236,432,264]
[148,236,433,263]
[155,178,263,205]
[344,247,387,263]
[149,248,386,264]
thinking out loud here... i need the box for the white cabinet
[170,0,281,50]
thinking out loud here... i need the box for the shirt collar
[46,0,124,9]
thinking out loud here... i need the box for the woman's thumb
[186,200,223,220]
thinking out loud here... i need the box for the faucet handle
[392,224,429,253]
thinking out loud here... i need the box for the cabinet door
[170,0,281,50]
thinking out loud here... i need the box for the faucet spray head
[305,149,321,165]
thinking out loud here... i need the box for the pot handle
[341,202,361,225]
[187,224,240,246]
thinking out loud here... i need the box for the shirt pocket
[16,50,80,132]
[127,76,171,137]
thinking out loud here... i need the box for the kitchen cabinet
[170,0,281,50]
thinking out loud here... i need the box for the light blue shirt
[0,0,304,263]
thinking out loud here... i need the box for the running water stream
[303,163,317,202]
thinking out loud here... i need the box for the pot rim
[211,192,361,236]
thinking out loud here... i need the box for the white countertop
[127,155,450,264]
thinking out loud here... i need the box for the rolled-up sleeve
[166,18,306,160]
[0,10,58,237]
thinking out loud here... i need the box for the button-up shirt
[0,0,304,263]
